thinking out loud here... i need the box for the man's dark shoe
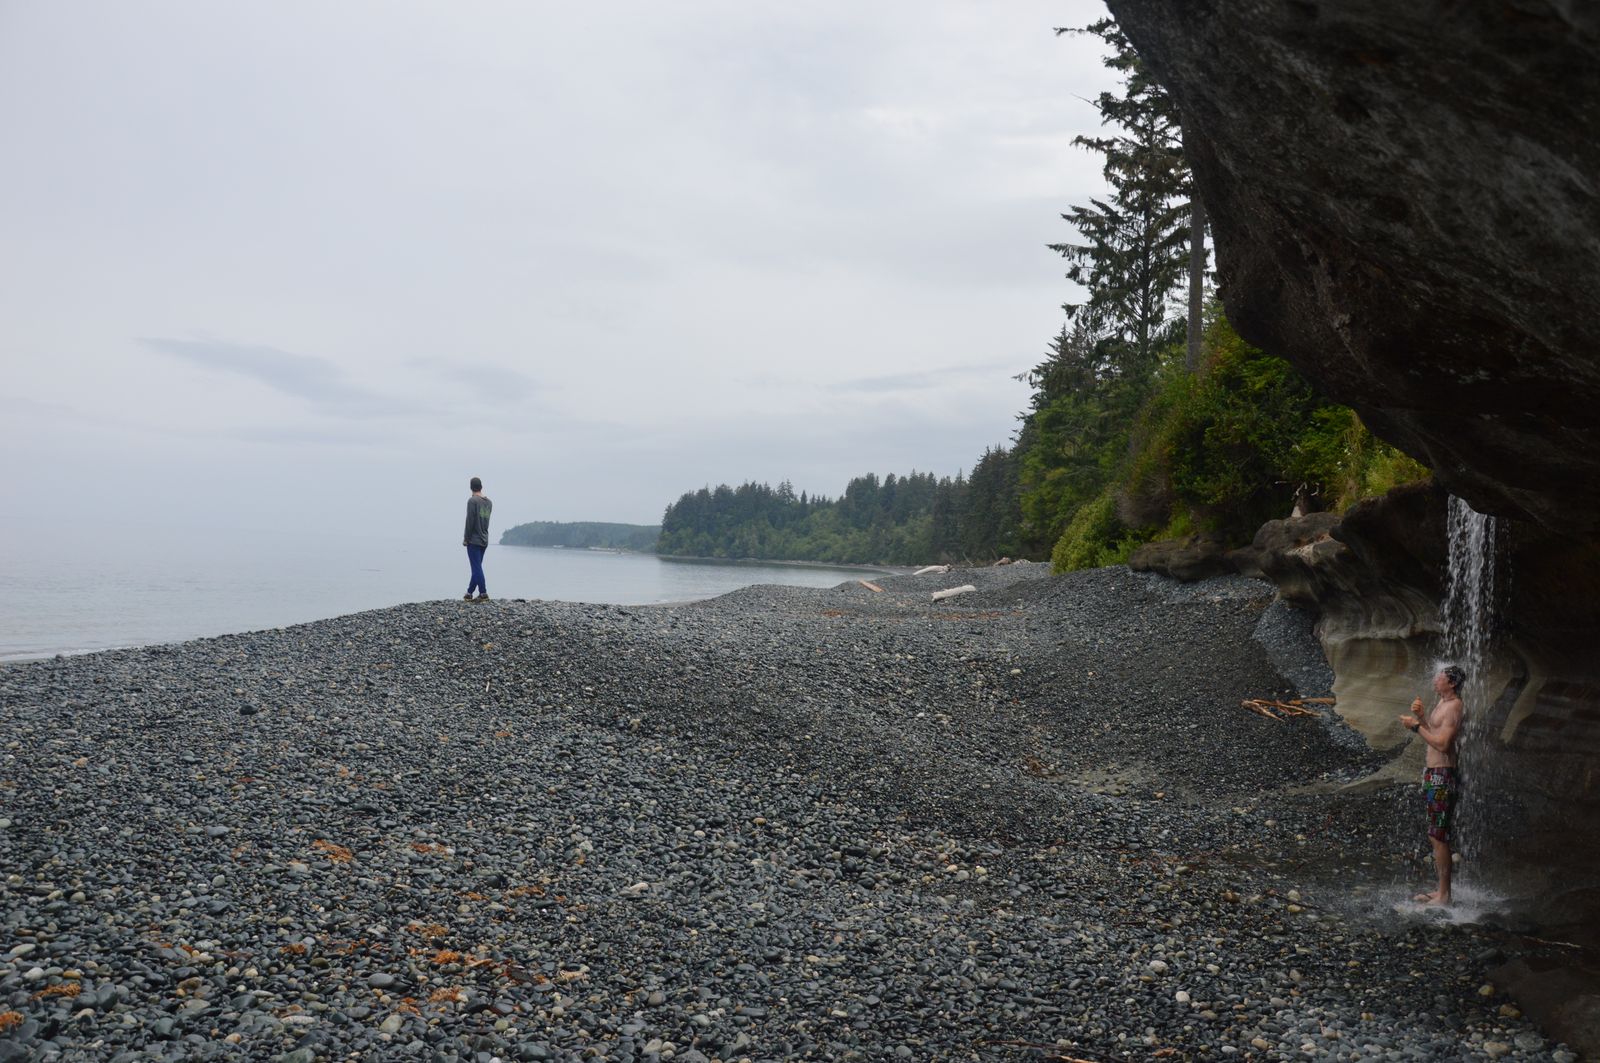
[463,593,474,601]
[474,594,490,602]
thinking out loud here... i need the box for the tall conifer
[1050,18,1194,382]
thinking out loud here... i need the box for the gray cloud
[138,337,424,419]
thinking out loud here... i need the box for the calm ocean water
[0,517,880,661]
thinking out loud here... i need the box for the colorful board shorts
[1422,766,1458,843]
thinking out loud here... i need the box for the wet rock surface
[0,567,1578,1060]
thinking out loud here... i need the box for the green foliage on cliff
[499,521,660,552]
[1037,312,1430,571]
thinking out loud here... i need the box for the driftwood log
[1240,697,1327,720]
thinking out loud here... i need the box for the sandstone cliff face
[1104,0,1600,538]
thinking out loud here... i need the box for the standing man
[463,477,493,602]
[1399,664,1465,906]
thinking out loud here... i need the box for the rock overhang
[1105,0,1600,537]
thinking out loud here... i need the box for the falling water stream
[1441,494,1499,877]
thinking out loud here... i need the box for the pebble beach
[0,566,1579,1061]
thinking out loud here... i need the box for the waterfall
[1440,494,1497,871]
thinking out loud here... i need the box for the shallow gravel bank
[0,565,1578,1061]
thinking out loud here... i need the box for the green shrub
[1051,487,1150,572]
[1130,314,1431,542]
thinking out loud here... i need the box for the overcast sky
[1,1,1117,536]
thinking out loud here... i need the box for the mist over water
[0,516,880,661]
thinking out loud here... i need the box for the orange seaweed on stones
[428,949,465,965]
[408,923,449,941]
[428,986,466,1004]
[311,840,354,863]
[32,983,81,1000]
[280,943,308,956]
[0,1012,20,1033]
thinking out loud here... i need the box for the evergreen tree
[995,17,1209,560]
[1050,18,1192,383]
[962,447,1021,559]
[930,475,964,561]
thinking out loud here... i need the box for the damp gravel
[0,565,1574,1061]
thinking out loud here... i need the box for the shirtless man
[1399,665,1465,905]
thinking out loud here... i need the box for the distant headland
[498,520,660,552]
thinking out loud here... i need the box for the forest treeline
[657,18,1428,569]
[655,460,1017,565]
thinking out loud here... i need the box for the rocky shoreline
[0,566,1579,1061]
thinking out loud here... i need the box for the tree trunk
[1185,195,1208,372]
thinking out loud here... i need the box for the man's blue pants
[466,545,487,596]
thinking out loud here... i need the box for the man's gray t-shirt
[464,495,493,548]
